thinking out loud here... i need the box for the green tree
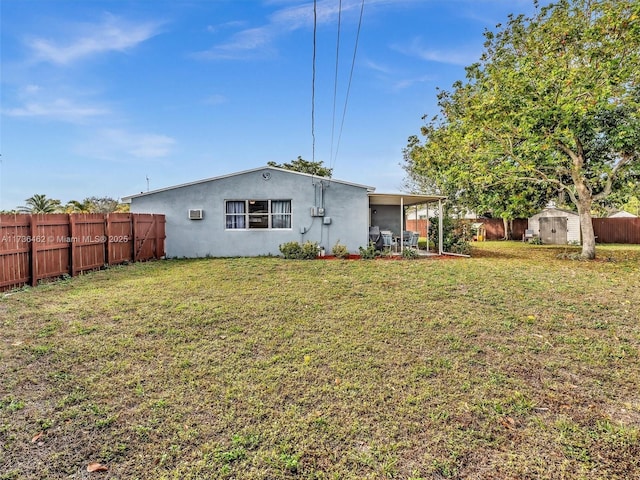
[84,196,120,213]
[65,196,124,213]
[18,194,62,213]
[405,0,640,258]
[65,199,93,213]
[268,157,333,177]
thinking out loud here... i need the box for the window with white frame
[225,200,292,229]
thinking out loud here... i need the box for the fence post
[105,213,111,266]
[69,214,76,277]
[29,214,37,287]
[154,214,159,259]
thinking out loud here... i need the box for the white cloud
[204,94,228,106]
[78,129,176,161]
[392,74,436,91]
[26,13,163,65]
[194,0,390,60]
[21,84,42,96]
[206,20,246,34]
[194,26,276,60]
[362,59,393,75]
[392,37,481,67]
[4,98,109,122]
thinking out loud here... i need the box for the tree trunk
[571,155,597,259]
[577,201,596,259]
[502,217,513,240]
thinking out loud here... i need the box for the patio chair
[380,230,397,252]
[403,232,420,250]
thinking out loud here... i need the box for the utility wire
[332,0,365,169]
[329,0,342,167]
[311,0,317,163]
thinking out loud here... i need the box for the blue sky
[1,0,543,211]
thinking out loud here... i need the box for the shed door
[539,217,567,244]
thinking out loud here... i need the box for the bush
[449,239,472,255]
[332,241,349,259]
[300,241,320,259]
[279,241,302,259]
[358,241,380,259]
[429,210,472,256]
[417,239,434,250]
[279,241,319,259]
[402,247,419,259]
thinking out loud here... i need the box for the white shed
[609,210,637,218]
[529,203,581,244]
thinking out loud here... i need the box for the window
[225,200,291,229]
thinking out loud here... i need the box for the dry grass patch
[1,242,639,479]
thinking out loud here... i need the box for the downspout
[438,198,443,255]
[399,196,404,254]
[425,201,430,254]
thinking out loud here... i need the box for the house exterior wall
[529,207,581,244]
[129,168,370,258]
[370,205,404,236]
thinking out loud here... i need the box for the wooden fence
[592,217,640,244]
[405,218,529,241]
[406,217,639,243]
[477,217,640,243]
[0,213,165,291]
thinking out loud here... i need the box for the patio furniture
[403,232,420,250]
[380,230,397,252]
[522,229,535,242]
[369,226,384,250]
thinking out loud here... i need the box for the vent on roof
[188,209,203,220]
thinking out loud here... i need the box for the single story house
[528,202,581,244]
[123,166,445,258]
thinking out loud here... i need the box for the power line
[329,0,343,167]
[332,0,365,170]
[311,0,317,163]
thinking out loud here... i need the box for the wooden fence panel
[406,217,529,240]
[405,219,428,237]
[133,214,165,261]
[0,215,31,289]
[593,218,640,244]
[106,213,133,264]
[31,214,71,286]
[0,213,165,291]
[70,214,107,276]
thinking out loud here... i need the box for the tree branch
[593,154,633,201]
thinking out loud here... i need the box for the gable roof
[609,210,637,218]
[122,166,375,202]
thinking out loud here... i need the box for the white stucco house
[122,166,445,258]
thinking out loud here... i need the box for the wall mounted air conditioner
[188,209,204,220]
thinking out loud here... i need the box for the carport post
[399,196,404,254]
[438,199,444,255]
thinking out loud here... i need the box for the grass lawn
[1,242,639,479]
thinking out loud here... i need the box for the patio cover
[368,193,446,254]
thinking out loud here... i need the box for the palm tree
[65,199,93,213]
[18,194,62,214]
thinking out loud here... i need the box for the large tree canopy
[405,0,640,258]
